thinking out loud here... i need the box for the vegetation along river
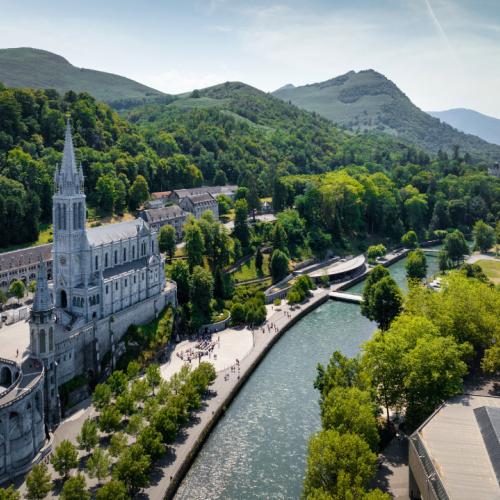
[175,254,440,500]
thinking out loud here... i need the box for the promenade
[146,287,331,499]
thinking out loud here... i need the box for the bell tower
[52,119,90,314]
[30,256,60,428]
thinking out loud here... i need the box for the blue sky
[1,0,499,116]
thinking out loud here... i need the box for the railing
[410,435,449,500]
[0,359,44,410]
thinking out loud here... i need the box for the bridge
[422,249,440,255]
[329,291,363,304]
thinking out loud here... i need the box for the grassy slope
[273,69,500,161]
[476,259,500,285]
[0,47,164,102]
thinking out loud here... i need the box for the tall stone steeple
[52,118,90,313]
[29,255,60,428]
[54,119,85,196]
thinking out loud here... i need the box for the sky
[1,0,500,116]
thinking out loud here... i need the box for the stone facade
[179,193,219,220]
[0,121,177,483]
[139,205,189,240]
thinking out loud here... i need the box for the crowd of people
[176,335,219,363]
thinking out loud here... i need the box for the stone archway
[0,366,12,387]
[60,290,67,309]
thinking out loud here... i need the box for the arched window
[132,246,135,259]
[62,205,67,230]
[60,290,67,308]
[123,248,127,262]
[49,327,53,350]
[114,250,118,265]
[95,255,98,271]
[73,203,78,230]
[40,329,46,353]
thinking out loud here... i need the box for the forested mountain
[0,48,166,105]
[428,108,500,146]
[0,81,498,251]
[273,70,500,162]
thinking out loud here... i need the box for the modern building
[179,193,219,220]
[139,205,189,240]
[409,394,500,500]
[0,121,177,483]
[0,245,53,292]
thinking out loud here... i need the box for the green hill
[273,70,500,162]
[0,47,165,104]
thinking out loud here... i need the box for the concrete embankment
[154,289,330,500]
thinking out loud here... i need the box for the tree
[95,174,116,214]
[51,439,78,479]
[368,276,403,330]
[95,480,129,500]
[213,169,228,185]
[60,473,90,500]
[0,486,19,500]
[116,390,136,416]
[189,265,214,321]
[303,429,377,498]
[245,299,267,327]
[270,249,289,282]
[184,218,205,270]
[255,247,263,274]
[216,194,232,216]
[77,418,98,453]
[231,302,246,324]
[233,199,250,250]
[401,230,418,249]
[8,279,25,302]
[170,259,190,304]
[126,360,141,379]
[366,244,386,263]
[108,432,128,458]
[137,427,165,460]
[26,462,52,499]
[403,334,470,426]
[158,224,176,260]
[28,280,37,294]
[107,370,127,396]
[473,220,495,253]
[93,383,112,409]
[113,443,151,495]
[361,265,389,320]
[443,230,468,267]
[152,406,180,443]
[128,175,149,211]
[87,448,110,484]
[146,364,161,390]
[321,387,379,451]
[98,406,121,433]
[429,198,450,231]
[271,222,288,253]
[405,249,427,281]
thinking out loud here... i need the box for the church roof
[32,256,53,313]
[87,218,151,246]
[54,120,84,195]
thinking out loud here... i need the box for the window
[114,250,118,265]
[95,255,98,271]
[132,246,135,259]
[124,279,127,287]
[134,275,136,284]
[123,248,127,261]
[106,285,109,294]
[40,329,46,353]
[105,253,108,267]
[49,328,53,350]
[115,282,118,291]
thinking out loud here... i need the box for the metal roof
[87,219,150,246]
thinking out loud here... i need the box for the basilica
[0,122,176,483]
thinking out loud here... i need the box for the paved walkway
[467,253,500,264]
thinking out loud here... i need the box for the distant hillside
[428,108,500,146]
[273,70,500,162]
[0,47,165,104]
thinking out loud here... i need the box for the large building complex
[0,122,177,483]
[409,394,500,500]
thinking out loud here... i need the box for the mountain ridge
[0,47,165,104]
[273,70,500,162]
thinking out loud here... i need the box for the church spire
[55,119,84,195]
[32,255,53,313]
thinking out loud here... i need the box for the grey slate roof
[87,219,150,246]
[187,193,217,204]
[173,185,237,199]
[141,205,188,223]
[0,244,52,272]
[103,257,147,279]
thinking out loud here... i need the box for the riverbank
[147,287,331,499]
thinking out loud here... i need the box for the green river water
[175,254,440,500]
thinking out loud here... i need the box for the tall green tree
[189,265,214,322]
[60,474,90,500]
[113,443,151,495]
[50,440,78,479]
[95,480,129,500]
[233,199,250,250]
[405,249,427,281]
[158,224,176,260]
[128,175,149,211]
[473,220,495,253]
[443,230,468,267]
[77,418,98,453]
[26,462,52,500]
[170,259,190,303]
[184,218,205,270]
[87,448,111,484]
[270,249,289,282]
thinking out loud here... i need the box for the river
[175,253,439,500]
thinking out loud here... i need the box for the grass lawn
[476,259,500,285]
[233,254,270,282]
